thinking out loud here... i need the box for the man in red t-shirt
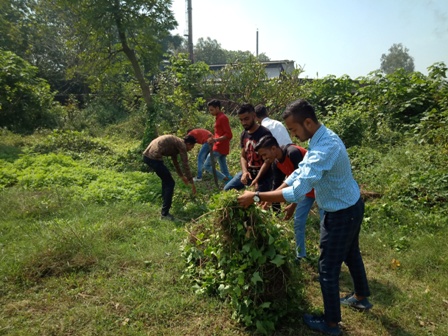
[203,99,233,182]
[254,135,323,261]
[187,128,213,181]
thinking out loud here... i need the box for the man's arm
[250,160,272,188]
[179,150,193,182]
[240,147,251,184]
[237,188,286,208]
[178,150,196,194]
[171,155,183,178]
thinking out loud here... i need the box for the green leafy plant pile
[182,191,303,335]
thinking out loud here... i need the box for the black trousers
[319,197,370,323]
[143,156,175,216]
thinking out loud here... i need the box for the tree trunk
[113,2,152,107]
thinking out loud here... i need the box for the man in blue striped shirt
[237,99,372,336]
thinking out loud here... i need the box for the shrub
[0,50,57,133]
[323,106,365,148]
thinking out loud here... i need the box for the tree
[257,52,270,62]
[55,0,177,108]
[0,50,55,133]
[194,37,227,64]
[225,50,253,63]
[0,0,34,58]
[194,37,272,65]
[380,43,415,74]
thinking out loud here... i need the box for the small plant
[182,190,303,335]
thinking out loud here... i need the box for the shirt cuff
[282,186,296,203]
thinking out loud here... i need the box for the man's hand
[207,138,216,145]
[237,190,255,208]
[260,201,272,210]
[249,177,259,190]
[283,203,297,220]
[241,172,251,185]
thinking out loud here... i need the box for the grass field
[1,131,447,335]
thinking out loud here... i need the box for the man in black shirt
[224,103,273,191]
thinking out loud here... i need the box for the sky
[170,0,448,79]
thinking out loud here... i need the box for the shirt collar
[309,124,326,149]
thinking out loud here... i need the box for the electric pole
[187,0,194,63]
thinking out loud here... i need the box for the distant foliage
[193,37,271,64]
[182,191,303,335]
[380,43,415,74]
[299,62,448,148]
[0,51,57,133]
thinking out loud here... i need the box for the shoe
[303,314,341,336]
[160,214,175,221]
[193,177,202,182]
[340,293,373,310]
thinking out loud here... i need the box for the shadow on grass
[340,272,417,336]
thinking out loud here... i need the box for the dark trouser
[319,197,370,323]
[143,156,175,216]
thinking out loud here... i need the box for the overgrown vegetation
[1,59,448,335]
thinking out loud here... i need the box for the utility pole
[187,0,194,63]
[256,29,259,58]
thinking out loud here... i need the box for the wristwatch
[253,191,261,203]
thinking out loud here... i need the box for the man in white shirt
[255,104,292,146]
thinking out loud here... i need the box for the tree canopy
[0,50,55,133]
[380,43,415,74]
[193,37,271,64]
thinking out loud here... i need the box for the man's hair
[237,103,255,115]
[282,99,318,124]
[207,99,221,108]
[254,104,268,119]
[254,135,279,152]
[183,134,197,145]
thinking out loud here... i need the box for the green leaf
[251,272,263,285]
[270,254,285,267]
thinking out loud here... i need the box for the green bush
[323,106,365,148]
[0,50,57,133]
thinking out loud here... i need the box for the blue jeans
[196,143,210,179]
[223,171,273,192]
[318,197,370,323]
[294,196,324,258]
[204,151,231,181]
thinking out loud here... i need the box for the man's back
[261,117,292,146]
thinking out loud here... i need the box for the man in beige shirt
[143,134,197,220]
